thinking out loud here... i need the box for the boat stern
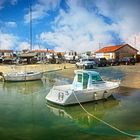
[103,80,120,98]
[45,85,73,106]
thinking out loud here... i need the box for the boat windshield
[77,74,82,83]
[77,73,89,89]
[92,74,103,84]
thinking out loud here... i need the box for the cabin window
[83,73,89,89]
[77,74,82,83]
[92,75,103,83]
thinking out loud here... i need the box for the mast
[29,0,32,51]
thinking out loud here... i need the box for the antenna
[134,36,136,48]
[99,42,103,49]
[0,29,1,49]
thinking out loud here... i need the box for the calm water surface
[0,69,140,140]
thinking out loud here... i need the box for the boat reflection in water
[2,80,44,95]
[46,97,119,127]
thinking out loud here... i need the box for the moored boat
[46,70,120,106]
[1,71,43,82]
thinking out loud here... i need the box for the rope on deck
[72,91,140,138]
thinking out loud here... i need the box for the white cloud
[5,21,17,28]
[126,33,140,52]
[18,42,46,50]
[0,30,44,51]
[1,0,140,53]
[38,0,140,52]
[0,0,17,10]
[24,0,61,23]
[0,32,18,50]
[38,1,114,52]
[33,44,45,50]
[18,42,30,50]
[0,33,32,51]
[95,0,140,51]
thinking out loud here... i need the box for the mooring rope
[72,91,140,138]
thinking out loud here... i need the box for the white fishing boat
[46,70,120,106]
[2,71,43,82]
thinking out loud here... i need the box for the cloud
[24,0,61,23]
[17,41,46,50]
[33,44,45,50]
[5,21,17,28]
[0,0,5,10]
[95,0,140,51]
[0,31,45,51]
[37,0,140,52]
[0,33,32,51]
[127,33,140,51]
[0,0,18,10]
[0,32,18,50]
[38,1,114,52]
[1,0,140,53]
[18,41,30,50]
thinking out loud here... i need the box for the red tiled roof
[95,45,124,53]
[0,50,13,53]
[56,52,65,56]
[95,44,138,53]
[31,49,55,53]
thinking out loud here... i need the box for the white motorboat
[2,71,43,82]
[46,70,120,106]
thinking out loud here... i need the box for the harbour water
[0,69,140,140]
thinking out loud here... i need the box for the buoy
[0,72,3,76]
[0,76,4,82]
[0,72,4,81]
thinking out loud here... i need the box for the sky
[0,0,140,52]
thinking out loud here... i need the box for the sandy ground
[55,63,140,89]
[114,64,140,89]
[0,63,140,89]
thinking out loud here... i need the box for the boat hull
[46,82,120,106]
[3,72,43,82]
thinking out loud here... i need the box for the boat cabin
[72,70,104,90]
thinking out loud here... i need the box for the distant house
[56,52,65,57]
[64,50,79,62]
[0,49,13,57]
[19,52,37,64]
[80,51,92,58]
[31,49,55,62]
[0,50,14,64]
[95,44,138,59]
